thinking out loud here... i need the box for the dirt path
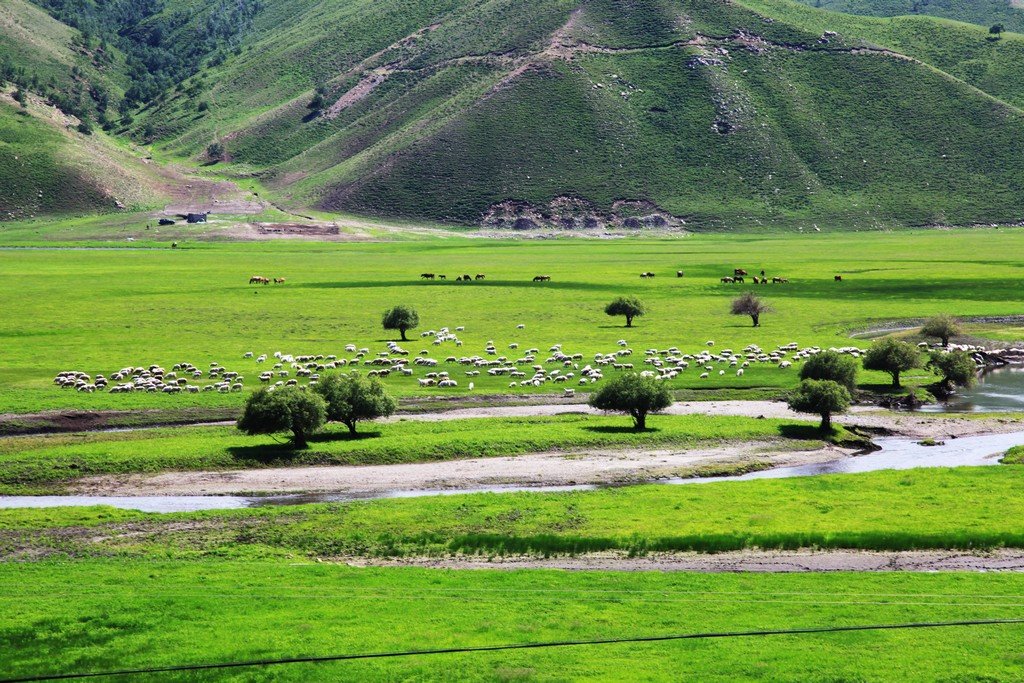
[344,549,1024,572]
[71,440,851,496]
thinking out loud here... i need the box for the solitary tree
[921,315,961,347]
[206,142,226,163]
[990,23,1004,37]
[788,379,851,431]
[237,386,326,449]
[604,296,646,327]
[313,372,397,435]
[799,350,858,392]
[588,373,672,431]
[862,338,922,388]
[730,291,772,327]
[382,305,419,341]
[928,350,978,390]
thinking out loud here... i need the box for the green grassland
[791,0,1024,33]
[0,414,816,493]
[3,467,1023,556]
[0,229,1020,414]
[3,561,1023,681]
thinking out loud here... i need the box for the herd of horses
[420,273,486,281]
[248,276,286,285]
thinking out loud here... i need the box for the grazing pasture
[2,228,1024,413]
[2,561,1024,682]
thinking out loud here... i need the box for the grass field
[3,560,1024,681]
[1,228,1021,414]
[0,414,820,493]
[4,467,1023,556]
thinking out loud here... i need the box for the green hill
[789,0,1024,34]
[8,0,1024,228]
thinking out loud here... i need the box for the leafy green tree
[382,305,419,341]
[730,291,771,327]
[308,84,328,111]
[604,296,646,327]
[588,373,672,431]
[76,120,93,135]
[206,142,225,162]
[862,338,922,388]
[928,350,978,390]
[788,379,851,431]
[800,350,858,392]
[237,386,326,449]
[990,23,1004,37]
[313,372,397,435]
[921,315,961,347]
[12,89,26,107]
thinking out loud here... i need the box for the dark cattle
[676,271,684,278]
[475,274,485,280]
[171,242,178,249]
[751,276,759,284]
[186,212,208,224]
[640,271,656,278]
[456,276,464,282]
[733,276,744,283]
[439,275,446,280]
[533,275,551,282]
[462,274,472,281]
[734,268,748,276]
[158,218,175,226]
[834,275,843,282]
[721,277,734,284]
[420,273,435,279]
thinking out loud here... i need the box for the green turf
[0,228,1018,414]
[4,467,1024,556]
[2,560,1023,681]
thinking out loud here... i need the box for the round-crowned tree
[237,386,326,449]
[800,350,858,392]
[862,338,922,388]
[604,296,646,327]
[313,372,397,435]
[921,316,961,348]
[588,373,672,431]
[381,305,419,341]
[928,350,978,391]
[730,292,772,327]
[788,379,851,431]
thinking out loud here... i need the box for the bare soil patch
[343,548,1024,572]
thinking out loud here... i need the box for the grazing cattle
[734,268,748,276]
[420,273,435,279]
[249,276,269,285]
[439,274,447,280]
[532,275,551,282]
[640,271,655,279]
[456,275,464,281]
[676,270,684,278]
[171,242,178,249]
[462,274,472,281]
[733,276,744,283]
[751,276,760,284]
[772,277,789,284]
[273,278,286,284]
[834,275,843,282]
[721,277,734,284]
[475,274,485,280]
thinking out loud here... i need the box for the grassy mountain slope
[790,0,1024,33]
[0,91,167,220]
[11,0,1024,228]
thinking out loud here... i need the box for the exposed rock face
[480,197,684,231]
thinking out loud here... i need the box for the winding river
[1,429,1020,513]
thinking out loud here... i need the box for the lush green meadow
[3,467,1021,557]
[2,228,1021,414]
[3,560,1023,682]
[0,414,818,493]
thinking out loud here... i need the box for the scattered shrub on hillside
[800,350,858,392]
[313,372,397,435]
[921,315,961,347]
[197,101,209,112]
[206,142,226,162]
[308,84,328,111]
[928,350,978,390]
[76,120,93,135]
[788,379,851,431]
[604,296,646,327]
[863,338,922,388]
[730,292,772,327]
[382,305,419,341]
[588,373,672,431]
[13,89,27,107]
[237,386,326,449]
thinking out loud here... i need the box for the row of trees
[237,372,396,448]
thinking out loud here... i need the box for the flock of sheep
[53,321,868,398]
